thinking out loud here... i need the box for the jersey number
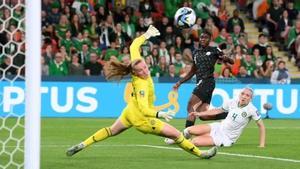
[232,113,238,121]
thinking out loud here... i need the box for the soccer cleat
[200,146,218,159]
[66,143,85,156]
[164,138,176,145]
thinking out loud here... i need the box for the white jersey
[220,99,261,143]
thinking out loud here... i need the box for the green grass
[40,118,300,169]
[1,118,300,168]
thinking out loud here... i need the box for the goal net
[0,0,40,168]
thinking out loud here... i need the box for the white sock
[183,128,191,139]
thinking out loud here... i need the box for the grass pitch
[40,118,300,169]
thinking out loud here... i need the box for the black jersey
[192,46,223,82]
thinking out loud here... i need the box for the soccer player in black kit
[174,30,234,128]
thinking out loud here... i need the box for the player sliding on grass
[66,25,217,159]
[165,87,266,148]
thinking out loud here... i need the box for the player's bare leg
[186,94,203,128]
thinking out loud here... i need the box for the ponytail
[104,59,144,81]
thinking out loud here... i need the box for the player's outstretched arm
[190,108,224,118]
[256,119,266,148]
[173,64,196,91]
[130,25,160,61]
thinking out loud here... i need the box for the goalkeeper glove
[143,25,160,39]
[156,110,175,122]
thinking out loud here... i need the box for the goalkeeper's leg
[66,119,128,156]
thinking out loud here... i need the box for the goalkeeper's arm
[130,25,160,61]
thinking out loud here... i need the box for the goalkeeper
[66,25,217,159]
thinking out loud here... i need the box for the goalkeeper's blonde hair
[104,59,143,81]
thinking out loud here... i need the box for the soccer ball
[174,7,196,28]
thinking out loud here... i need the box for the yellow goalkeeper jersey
[127,35,157,118]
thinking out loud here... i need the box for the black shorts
[192,78,215,104]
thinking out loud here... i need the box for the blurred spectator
[287,19,300,61]
[150,55,168,77]
[90,40,102,58]
[73,32,84,51]
[278,10,293,46]
[78,3,91,29]
[174,36,184,53]
[104,41,118,61]
[118,46,130,62]
[97,15,115,49]
[266,0,283,41]
[48,2,61,25]
[139,0,155,18]
[156,16,170,38]
[286,1,298,21]
[95,5,108,24]
[204,17,219,40]
[69,52,85,75]
[89,15,100,41]
[168,46,176,64]
[173,52,185,75]
[126,0,140,10]
[60,30,73,55]
[220,67,234,78]
[0,56,18,76]
[59,46,71,62]
[252,48,263,68]
[84,52,103,76]
[121,14,136,39]
[258,59,274,78]
[270,60,291,84]
[41,55,49,76]
[43,44,55,65]
[236,65,251,78]
[227,9,245,33]
[136,17,147,33]
[70,14,83,37]
[163,25,176,48]
[114,23,131,48]
[231,25,243,45]
[55,15,70,40]
[159,41,170,64]
[262,45,276,63]
[218,2,229,28]
[78,43,90,63]
[242,54,259,78]
[49,52,69,76]
[252,33,268,56]
[150,47,160,65]
[231,45,245,75]
[167,64,179,78]
[223,35,235,55]
[214,27,228,44]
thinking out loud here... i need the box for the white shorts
[209,122,234,147]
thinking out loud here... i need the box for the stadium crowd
[0,0,299,83]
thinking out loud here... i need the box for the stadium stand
[1,0,299,81]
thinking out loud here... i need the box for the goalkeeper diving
[66,25,217,159]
